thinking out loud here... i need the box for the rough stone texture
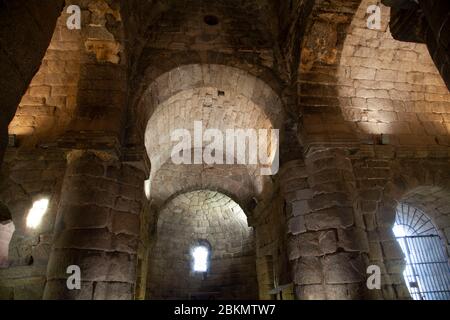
[147,191,257,300]
[0,0,64,164]
[254,191,291,300]
[282,150,371,300]
[339,0,450,147]
[386,0,450,90]
[352,146,450,299]
[8,0,127,148]
[0,0,449,301]
[43,151,145,300]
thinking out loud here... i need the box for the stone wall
[339,0,450,146]
[254,191,291,300]
[0,0,64,165]
[0,0,450,301]
[0,148,66,300]
[8,7,82,146]
[8,0,127,148]
[147,191,258,300]
[351,144,450,299]
[299,0,450,148]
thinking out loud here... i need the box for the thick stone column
[43,150,144,300]
[282,149,370,300]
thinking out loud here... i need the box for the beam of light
[26,199,49,229]
[192,246,209,272]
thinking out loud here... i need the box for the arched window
[191,240,211,273]
[393,203,450,300]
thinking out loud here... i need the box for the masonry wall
[254,190,291,300]
[0,0,63,165]
[147,191,258,300]
[0,149,66,300]
[351,145,450,299]
[1,0,450,301]
[339,0,450,146]
[8,8,82,146]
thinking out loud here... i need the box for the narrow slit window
[192,245,209,273]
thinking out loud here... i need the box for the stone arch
[377,160,450,227]
[150,162,257,214]
[371,160,450,299]
[144,84,280,176]
[147,189,258,300]
[378,160,450,248]
[140,64,284,133]
[142,64,284,215]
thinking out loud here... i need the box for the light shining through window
[393,224,407,238]
[26,198,49,229]
[192,246,209,272]
[393,204,450,300]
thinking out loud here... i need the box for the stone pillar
[43,150,144,300]
[282,149,370,300]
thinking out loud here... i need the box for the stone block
[288,233,320,259]
[62,204,110,229]
[44,280,93,300]
[288,216,307,235]
[305,207,354,231]
[337,228,370,252]
[93,282,134,300]
[308,192,352,211]
[293,257,323,285]
[324,283,366,300]
[112,211,140,236]
[381,240,404,260]
[323,253,366,284]
[295,284,326,300]
[319,230,338,254]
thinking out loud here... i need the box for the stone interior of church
[0,0,449,300]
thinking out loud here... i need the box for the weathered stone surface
[288,216,307,235]
[337,228,370,253]
[1,0,449,302]
[295,284,326,300]
[44,280,93,300]
[305,207,354,231]
[323,283,366,300]
[147,191,257,300]
[288,230,338,260]
[323,253,366,284]
[293,257,323,285]
[93,282,134,300]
